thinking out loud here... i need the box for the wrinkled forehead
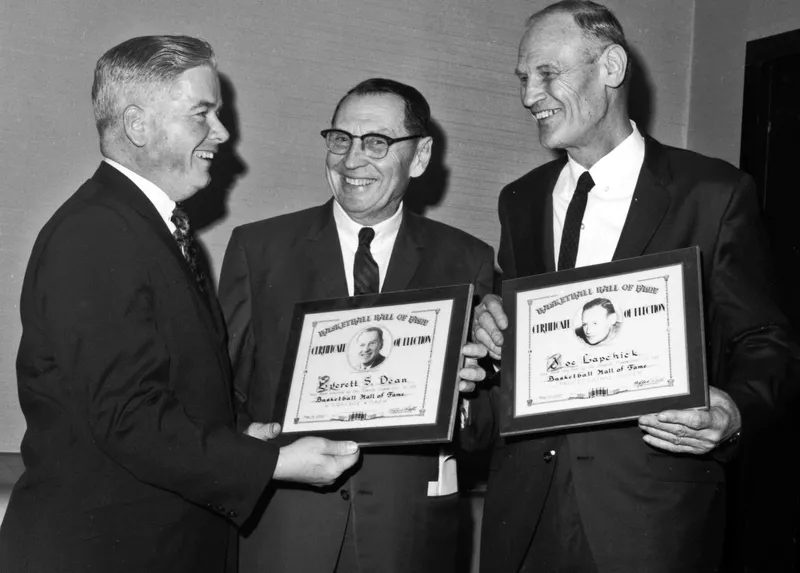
[517,13,593,67]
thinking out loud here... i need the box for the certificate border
[499,247,708,436]
[273,284,474,447]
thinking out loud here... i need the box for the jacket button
[227,510,238,518]
[340,489,350,501]
[543,450,556,463]
[216,505,225,513]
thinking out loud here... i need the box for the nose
[521,78,546,110]
[343,139,368,169]
[208,112,230,145]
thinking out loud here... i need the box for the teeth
[533,109,560,120]
[194,150,215,159]
[345,177,375,186]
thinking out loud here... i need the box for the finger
[482,295,508,329]
[475,308,505,345]
[458,365,486,383]
[458,381,476,393]
[655,408,711,430]
[462,343,489,360]
[246,422,282,440]
[640,423,715,452]
[321,439,359,456]
[473,327,503,358]
[641,433,711,455]
[638,418,709,442]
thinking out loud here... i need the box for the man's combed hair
[331,78,431,137]
[583,297,616,315]
[92,35,216,137]
[361,326,384,345]
[528,1,630,80]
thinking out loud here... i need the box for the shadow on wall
[405,118,449,217]
[184,73,246,289]
[184,72,248,233]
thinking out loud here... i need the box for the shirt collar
[565,120,645,198]
[103,158,177,231]
[332,199,404,248]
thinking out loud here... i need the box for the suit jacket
[471,137,796,573]
[218,200,494,573]
[0,163,278,573]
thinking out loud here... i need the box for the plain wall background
[0,0,796,451]
[688,0,800,164]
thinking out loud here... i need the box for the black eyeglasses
[320,129,423,159]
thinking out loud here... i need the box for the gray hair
[91,35,216,138]
[528,1,630,82]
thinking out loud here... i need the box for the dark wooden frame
[499,247,708,437]
[273,284,473,447]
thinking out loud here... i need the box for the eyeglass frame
[320,128,424,159]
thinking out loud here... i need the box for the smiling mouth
[344,176,377,187]
[194,150,216,160]
[532,109,561,121]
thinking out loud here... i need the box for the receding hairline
[522,1,631,73]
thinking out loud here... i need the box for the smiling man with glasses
[218,77,494,573]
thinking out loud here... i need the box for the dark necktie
[353,227,379,296]
[171,206,206,292]
[557,171,595,271]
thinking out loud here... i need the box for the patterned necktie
[171,206,206,292]
[557,171,595,271]
[353,227,379,296]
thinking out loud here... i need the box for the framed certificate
[273,284,474,446]
[500,247,707,436]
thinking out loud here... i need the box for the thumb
[320,438,360,456]
[246,422,282,441]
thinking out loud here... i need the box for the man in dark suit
[218,78,494,573]
[0,35,359,573]
[460,2,797,572]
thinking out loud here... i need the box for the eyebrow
[189,99,222,111]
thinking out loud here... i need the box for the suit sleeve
[218,227,257,432]
[35,208,277,527]
[474,242,496,301]
[460,202,508,452]
[706,173,799,448]
[496,186,517,283]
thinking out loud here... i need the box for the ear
[409,136,433,179]
[122,104,148,147]
[600,44,628,89]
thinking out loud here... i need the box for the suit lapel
[540,191,556,274]
[612,136,672,261]
[91,162,226,346]
[383,209,424,292]
[517,159,563,276]
[302,201,350,299]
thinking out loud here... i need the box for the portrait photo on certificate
[273,284,474,446]
[500,247,708,436]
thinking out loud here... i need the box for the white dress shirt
[103,158,177,233]
[332,199,403,295]
[332,199,456,496]
[552,121,646,268]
